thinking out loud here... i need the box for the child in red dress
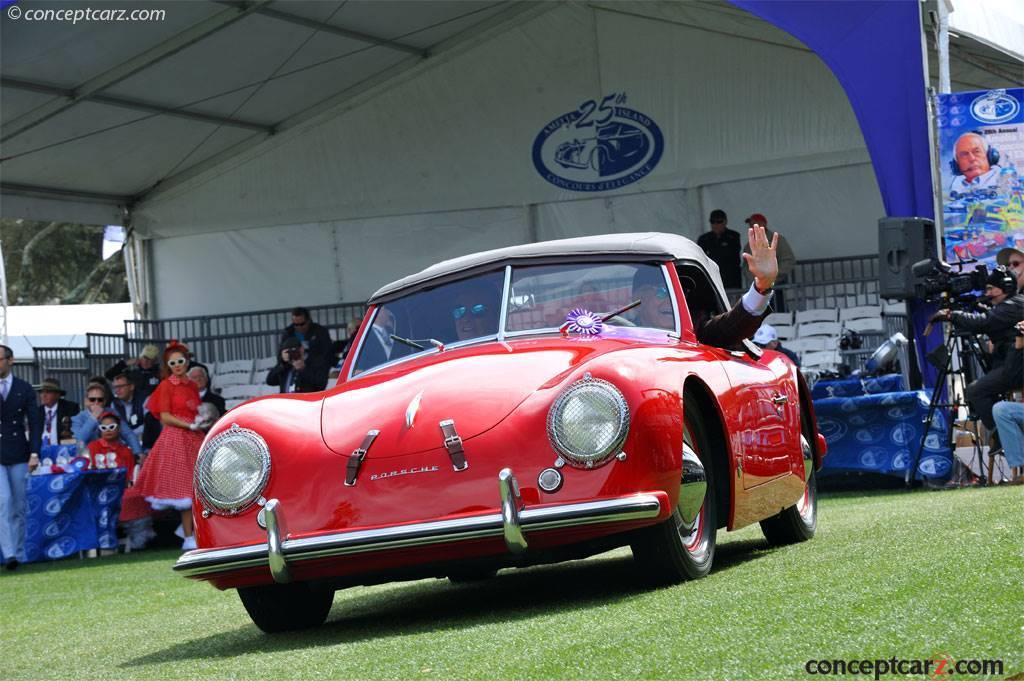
[86,412,135,477]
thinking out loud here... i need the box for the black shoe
[5,559,19,571]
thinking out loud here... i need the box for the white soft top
[369,232,723,303]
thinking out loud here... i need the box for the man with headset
[947,131,1002,196]
[930,267,1024,437]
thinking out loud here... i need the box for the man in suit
[635,223,780,348]
[36,378,80,447]
[280,307,333,390]
[0,345,43,570]
[110,372,151,446]
[188,365,226,416]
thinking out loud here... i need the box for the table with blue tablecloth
[814,390,953,481]
[811,374,906,399]
[0,467,127,564]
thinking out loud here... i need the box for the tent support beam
[1,182,132,206]
[1,78,275,133]
[212,1,428,57]
[0,0,272,144]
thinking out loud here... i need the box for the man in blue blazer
[0,345,43,570]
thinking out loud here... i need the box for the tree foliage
[0,218,129,305]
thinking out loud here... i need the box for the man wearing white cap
[752,324,800,367]
[104,344,161,398]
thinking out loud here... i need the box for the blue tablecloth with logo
[811,374,905,399]
[814,390,952,480]
[3,468,127,563]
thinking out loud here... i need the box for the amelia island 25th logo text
[532,92,664,192]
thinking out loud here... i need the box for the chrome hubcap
[796,435,815,524]
[678,428,709,555]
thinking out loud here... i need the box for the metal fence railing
[14,254,891,392]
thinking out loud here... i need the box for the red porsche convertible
[175,233,826,632]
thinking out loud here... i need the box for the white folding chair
[254,356,277,372]
[797,321,842,338]
[773,324,796,341]
[802,350,841,371]
[785,337,831,356]
[795,309,838,324]
[839,305,882,322]
[844,317,886,334]
[764,312,793,327]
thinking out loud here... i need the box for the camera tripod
[906,327,991,487]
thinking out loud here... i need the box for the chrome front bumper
[175,468,664,581]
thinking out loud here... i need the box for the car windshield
[351,262,673,376]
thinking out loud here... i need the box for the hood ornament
[405,391,424,429]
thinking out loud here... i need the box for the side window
[676,263,726,336]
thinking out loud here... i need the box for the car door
[675,262,796,489]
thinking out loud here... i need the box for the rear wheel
[760,412,818,545]
[631,395,717,584]
[237,581,334,633]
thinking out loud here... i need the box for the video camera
[911,258,989,304]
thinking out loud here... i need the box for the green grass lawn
[2,486,1021,681]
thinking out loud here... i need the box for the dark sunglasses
[710,220,725,225]
[87,396,105,403]
[640,285,670,300]
[98,423,119,432]
[452,303,488,320]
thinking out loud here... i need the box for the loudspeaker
[879,217,938,300]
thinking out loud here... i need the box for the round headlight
[547,377,629,468]
[195,425,271,515]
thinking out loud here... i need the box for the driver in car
[452,286,501,341]
[633,223,779,347]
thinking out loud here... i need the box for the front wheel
[238,581,334,633]
[631,395,717,584]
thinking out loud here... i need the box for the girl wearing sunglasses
[133,340,207,550]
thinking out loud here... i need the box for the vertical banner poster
[937,88,1024,269]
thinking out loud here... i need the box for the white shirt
[741,283,773,316]
[948,165,1001,194]
[43,404,59,445]
[372,326,394,360]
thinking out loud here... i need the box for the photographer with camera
[990,320,1024,484]
[266,337,323,394]
[929,267,1024,438]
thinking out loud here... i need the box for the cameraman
[930,267,1024,435]
[266,338,323,394]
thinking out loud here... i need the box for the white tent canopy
[2,1,1020,318]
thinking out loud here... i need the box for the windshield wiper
[389,335,446,352]
[600,299,641,322]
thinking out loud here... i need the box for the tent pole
[0,240,8,344]
[937,0,951,94]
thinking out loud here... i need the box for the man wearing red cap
[743,213,795,311]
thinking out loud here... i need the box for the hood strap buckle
[440,419,468,471]
[345,429,380,487]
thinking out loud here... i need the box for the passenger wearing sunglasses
[452,288,499,341]
[71,381,143,456]
[132,341,207,551]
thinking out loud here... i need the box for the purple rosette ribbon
[564,308,603,335]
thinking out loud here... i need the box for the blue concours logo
[532,92,664,192]
[970,89,1020,124]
